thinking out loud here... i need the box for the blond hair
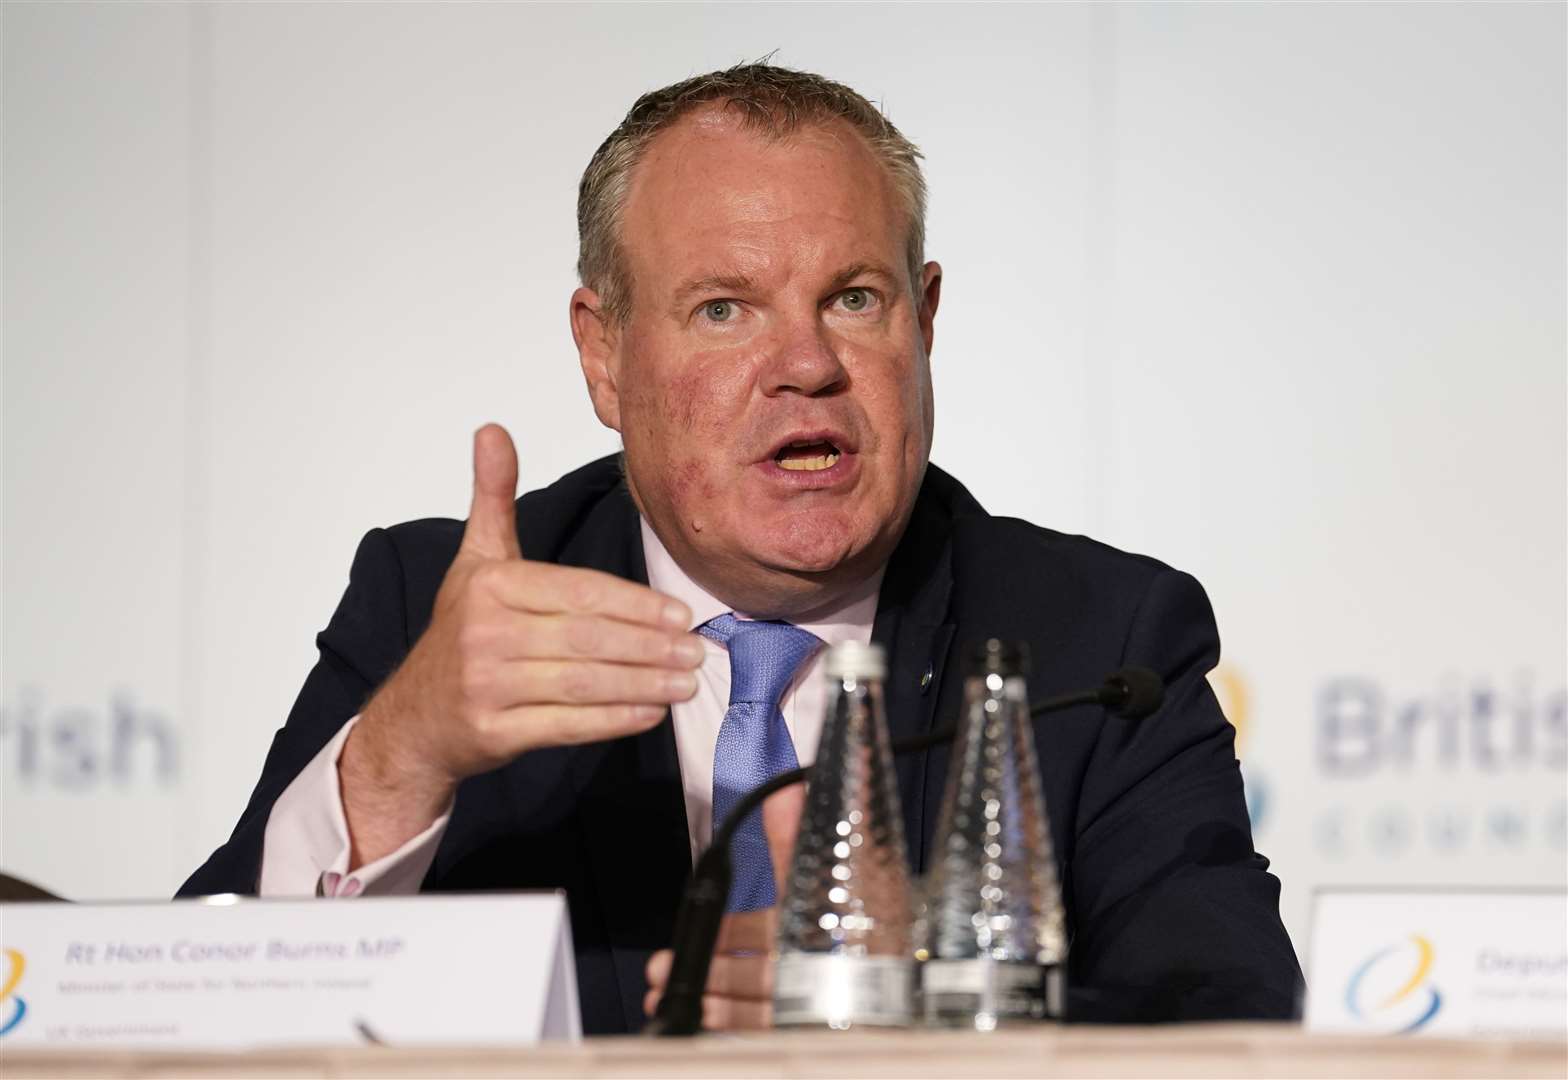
[577,61,927,324]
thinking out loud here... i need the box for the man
[182,63,1302,1032]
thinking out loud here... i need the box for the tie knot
[699,613,822,706]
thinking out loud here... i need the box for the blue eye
[703,300,734,323]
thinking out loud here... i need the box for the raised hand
[339,424,703,867]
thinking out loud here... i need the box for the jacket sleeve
[1067,568,1304,1020]
[177,528,413,897]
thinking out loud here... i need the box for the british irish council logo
[0,949,26,1037]
[1345,935,1442,1033]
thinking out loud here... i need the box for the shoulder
[927,465,1202,651]
[924,462,1177,595]
[957,514,1174,595]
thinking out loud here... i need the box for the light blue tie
[699,613,822,912]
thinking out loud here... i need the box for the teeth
[778,451,840,472]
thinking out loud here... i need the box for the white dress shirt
[258,518,882,897]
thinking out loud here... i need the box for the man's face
[573,108,940,617]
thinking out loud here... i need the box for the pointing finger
[475,561,691,629]
[491,614,705,669]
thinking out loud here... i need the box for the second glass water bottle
[918,639,1067,1028]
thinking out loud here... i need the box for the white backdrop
[4,2,1564,959]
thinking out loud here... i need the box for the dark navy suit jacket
[180,457,1302,1031]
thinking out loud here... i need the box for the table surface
[4,1023,1566,1079]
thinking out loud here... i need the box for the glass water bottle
[774,642,915,1029]
[918,640,1066,1028]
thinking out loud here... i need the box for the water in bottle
[774,641,915,1029]
[918,639,1066,1028]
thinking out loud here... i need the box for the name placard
[1305,889,1566,1039]
[0,892,580,1049]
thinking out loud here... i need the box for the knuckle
[558,702,598,746]
[454,621,494,657]
[468,710,508,756]
[643,666,677,697]
[566,575,600,612]
[562,615,600,658]
[470,561,507,595]
[622,702,662,728]
[457,659,492,704]
[523,708,567,749]
[638,628,669,663]
[558,664,595,704]
[548,707,591,745]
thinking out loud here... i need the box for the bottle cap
[967,638,1030,676]
[824,641,887,680]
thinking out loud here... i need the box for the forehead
[618,108,906,299]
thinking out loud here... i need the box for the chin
[750,510,862,575]
[698,508,891,619]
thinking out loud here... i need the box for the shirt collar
[638,518,882,648]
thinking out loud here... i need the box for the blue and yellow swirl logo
[1210,666,1269,830]
[0,949,26,1037]
[1345,935,1442,1033]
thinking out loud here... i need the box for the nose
[760,320,848,398]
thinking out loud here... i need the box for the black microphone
[1097,666,1164,720]
[644,665,1167,1037]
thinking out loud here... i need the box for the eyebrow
[669,262,903,313]
[670,272,760,312]
[825,261,902,294]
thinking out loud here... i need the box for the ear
[916,261,942,357]
[570,286,622,432]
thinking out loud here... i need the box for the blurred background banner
[3,2,1563,955]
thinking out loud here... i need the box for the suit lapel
[871,488,958,876]
[549,481,690,1033]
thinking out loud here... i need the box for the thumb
[461,423,521,560]
[763,782,806,905]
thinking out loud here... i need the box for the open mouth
[773,439,842,472]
